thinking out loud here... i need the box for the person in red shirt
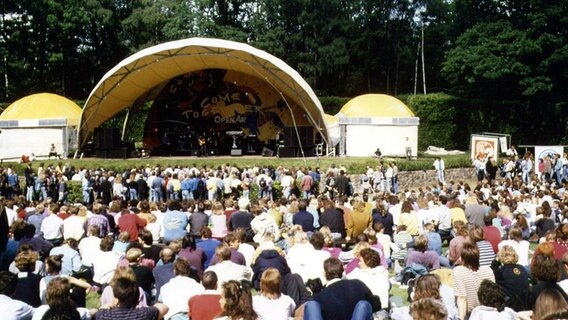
[483,215,502,253]
[118,208,147,242]
[189,270,222,320]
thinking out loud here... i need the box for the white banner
[534,146,564,173]
[499,137,508,153]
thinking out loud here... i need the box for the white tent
[0,93,81,161]
[336,94,419,157]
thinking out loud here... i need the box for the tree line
[1,0,567,149]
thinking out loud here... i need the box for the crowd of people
[0,155,568,319]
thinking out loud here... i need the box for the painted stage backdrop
[143,69,311,150]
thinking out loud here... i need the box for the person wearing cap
[126,248,154,299]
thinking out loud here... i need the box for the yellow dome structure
[1,93,82,126]
[335,94,419,157]
[337,94,414,118]
[0,93,81,161]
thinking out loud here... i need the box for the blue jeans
[303,300,372,320]
[182,190,192,201]
[129,188,138,200]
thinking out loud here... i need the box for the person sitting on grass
[95,276,168,320]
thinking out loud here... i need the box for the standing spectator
[433,157,445,184]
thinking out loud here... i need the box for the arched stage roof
[79,37,329,148]
[1,93,82,126]
[337,94,415,118]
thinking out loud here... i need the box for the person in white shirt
[41,203,64,245]
[433,157,445,184]
[280,171,295,199]
[0,271,34,320]
[250,204,279,244]
[63,206,86,241]
[253,268,296,320]
[286,231,329,284]
[159,258,205,320]
[346,248,390,311]
[92,235,121,285]
[497,226,530,267]
[205,244,252,287]
[78,225,102,268]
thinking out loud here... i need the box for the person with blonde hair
[209,201,228,239]
[286,230,329,284]
[405,235,440,270]
[252,268,295,320]
[493,245,530,311]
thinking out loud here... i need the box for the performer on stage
[199,134,208,157]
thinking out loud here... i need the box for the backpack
[259,178,267,188]
[328,177,335,186]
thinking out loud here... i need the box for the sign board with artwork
[534,146,564,174]
[471,135,499,161]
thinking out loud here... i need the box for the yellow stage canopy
[1,93,82,126]
[337,94,414,118]
[79,37,329,148]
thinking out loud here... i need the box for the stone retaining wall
[348,167,477,193]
